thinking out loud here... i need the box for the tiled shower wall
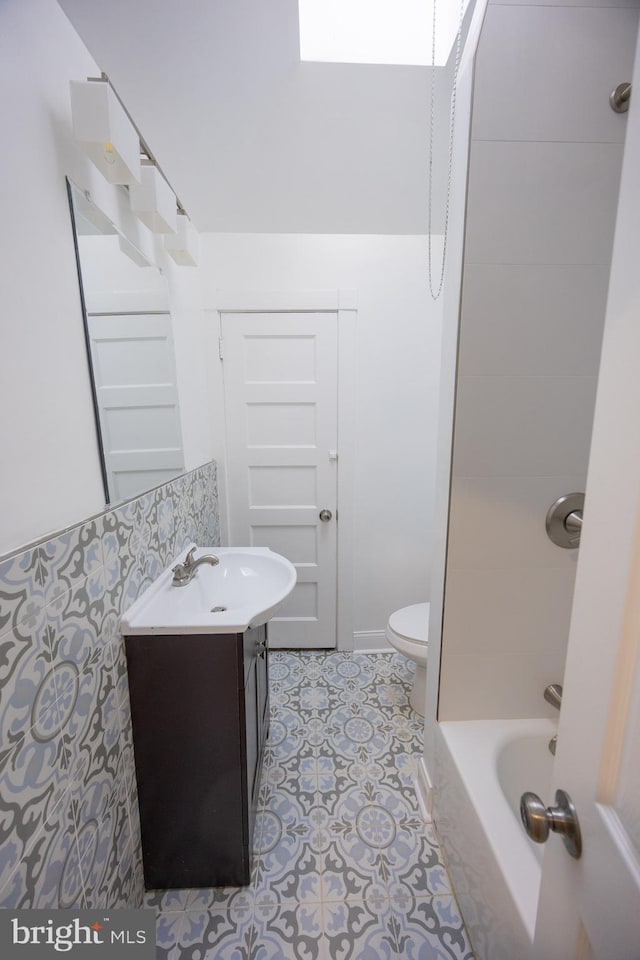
[438,0,639,720]
[0,461,219,909]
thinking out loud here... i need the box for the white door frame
[214,288,357,652]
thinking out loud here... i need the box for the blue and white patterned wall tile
[0,646,120,907]
[32,794,86,910]
[45,569,108,691]
[0,460,220,912]
[0,744,80,910]
[0,704,70,903]
[0,521,104,636]
[99,838,137,911]
[159,505,177,567]
[168,472,189,529]
[42,520,104,608]
[116,842,139,910]
[73,758,130,910]
[63,650,122,798]
[0,552,46,639]
[101,502,141,619]
[133,494,155,569]
[0,613,53,753]
[173,474,189,508]
[207,469,221,545]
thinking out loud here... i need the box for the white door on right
[221,311,338,650]
[532,29,640,960]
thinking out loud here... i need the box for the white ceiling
[58,0,452,234]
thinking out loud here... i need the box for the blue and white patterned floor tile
[148,651,474,959]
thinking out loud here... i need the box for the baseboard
[415,756,434,822]
[353,630,393,653]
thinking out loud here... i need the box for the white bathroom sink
[120,545,297,635]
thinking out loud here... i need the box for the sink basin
[120,545,297,635]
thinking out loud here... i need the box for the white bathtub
[433,719,557,960]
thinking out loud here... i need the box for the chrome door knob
[319,509,333,522]
[520,788,582,859]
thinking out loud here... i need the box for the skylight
[298,0,468,68]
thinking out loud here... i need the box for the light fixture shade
[70,81,141,185]
[129,165,177,234]
[118,234,152,267]
[164,214,199,266]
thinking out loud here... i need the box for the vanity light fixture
[164,213,199,266]
[70,80,141,185]
[74,189,117,235]
[129,162,178,234]
[118,234,152,268]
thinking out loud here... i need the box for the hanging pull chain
[427,0,466,301]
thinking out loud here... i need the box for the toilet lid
[388,602,429,644]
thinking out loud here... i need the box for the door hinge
[218,337,224,360]
[329,450,338,461]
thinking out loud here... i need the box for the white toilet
[385,602,430,716]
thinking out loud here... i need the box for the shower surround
[439,0,636,722]
[426,0,640,956]
[0,461,219,909]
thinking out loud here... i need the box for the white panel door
[222,312,338,649]
[88,313,185,502]
[533,31,640,959]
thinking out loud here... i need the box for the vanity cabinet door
[125,631,245,889]
[126,624,269,889]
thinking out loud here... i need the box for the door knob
[319,509,332,522]
[520,788,582,858]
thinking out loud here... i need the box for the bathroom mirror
[67,180,185,505]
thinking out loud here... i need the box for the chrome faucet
[171,547,219,586]
[544,683,563,710]
[544,684,563,756]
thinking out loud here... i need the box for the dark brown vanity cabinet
[124,623,269,889]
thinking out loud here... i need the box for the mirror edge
[66,176,111,505]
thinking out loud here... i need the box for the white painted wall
[201,234,443,636]
[0,0,104,555]
[0,0,214,556]
[437,0,639,721]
